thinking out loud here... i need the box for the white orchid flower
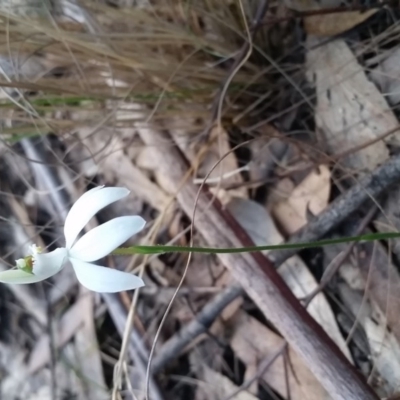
[0,187,146,293]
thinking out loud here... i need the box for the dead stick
[223,342,287,400]
[153,156,400,375]
[152,284,242,373]
[304,205,378,306]
[139,128,382,400]
[268,155,400,267]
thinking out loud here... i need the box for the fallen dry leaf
[231,312,331,400]
[171,124,247,200]
[198,365,258,400]
[76,127,170,212]
[267,177,296,207]
[247,135,288,184]
[285,0,377,35]
[338,284,400,396]
[304,10,377,36]
[325,239,400,344]
[370,47,400,106]
[227,197,351,359]
[307,38,400,171]
[284,0,339,11]
[272,165,331,235]
[177,250,243,322]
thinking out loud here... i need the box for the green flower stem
[114,231,400,256]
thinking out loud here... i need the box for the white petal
[69,216,145,262]
[64,187,130,248]
[70,258,144,292]
[32,247,68,278]
[0,269,48,284]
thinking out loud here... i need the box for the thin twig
[222,342,287,400]
[152,284,243,373]
[303,205,378,307]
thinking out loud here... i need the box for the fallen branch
[139,128,386,400]
[153,154,400,378]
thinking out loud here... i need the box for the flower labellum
[0,187,146,293]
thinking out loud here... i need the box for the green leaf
[113,231,400,256]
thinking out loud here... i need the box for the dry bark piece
[307,38,399,171]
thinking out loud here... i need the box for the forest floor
[0,1,399,400]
